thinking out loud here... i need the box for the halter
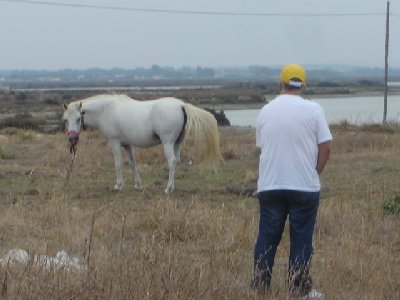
[67,110,86,154]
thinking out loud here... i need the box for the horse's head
[62,102,85,153]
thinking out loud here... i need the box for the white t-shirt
[256,94,332,192]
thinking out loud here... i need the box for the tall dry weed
[0,126,399,299]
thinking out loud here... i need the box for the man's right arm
[316,141,331,175]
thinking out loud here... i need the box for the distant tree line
[1,65,400,84]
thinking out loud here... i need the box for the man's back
[256,94,331,192]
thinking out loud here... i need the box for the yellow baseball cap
[280,64,306,87]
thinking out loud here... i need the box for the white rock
[0,248,85,271]
[0,249,29,266]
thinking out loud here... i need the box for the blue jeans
[252,190,320,296]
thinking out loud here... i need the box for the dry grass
[0,125,399,299]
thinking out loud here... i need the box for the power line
[0,0,389,17]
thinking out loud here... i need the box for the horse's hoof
[113,184,123,191]
[135,185,143,191]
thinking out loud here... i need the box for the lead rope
[62,134,78,190]
[63,150,77,190]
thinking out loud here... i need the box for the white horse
[62,94,221,193]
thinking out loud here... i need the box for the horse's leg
[174,142,182,164]
[108,140,124,190]
[122,144,142,191]
[163,143,177,194]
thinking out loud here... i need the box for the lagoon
[225,95,400,127]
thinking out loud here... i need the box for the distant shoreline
[209,90,400,111]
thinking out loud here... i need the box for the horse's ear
[79,102,85,115]
[63,103,68,110]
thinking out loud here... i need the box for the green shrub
[383,195,400,215]
[0,147,16,159]
[0,113,48,130]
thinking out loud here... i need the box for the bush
[15,93,28,101]
[383,195,400,215]
[0,147,16,159]
[204,108,230,126]
[43,98,60,105]
[0,113,48,130]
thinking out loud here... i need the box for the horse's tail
[181,103,221,165]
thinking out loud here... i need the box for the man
[252,64,332,299]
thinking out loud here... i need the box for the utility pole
[383,1,390,123]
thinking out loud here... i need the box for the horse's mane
[69,94,134,112]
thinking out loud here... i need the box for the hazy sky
[1,0,400,70]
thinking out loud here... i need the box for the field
[0,110,399,299]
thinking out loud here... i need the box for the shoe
[250,281,266,297]
[300,289,325,299]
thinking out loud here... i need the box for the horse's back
[151,97,183,117]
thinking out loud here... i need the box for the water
[225,95,400,127]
